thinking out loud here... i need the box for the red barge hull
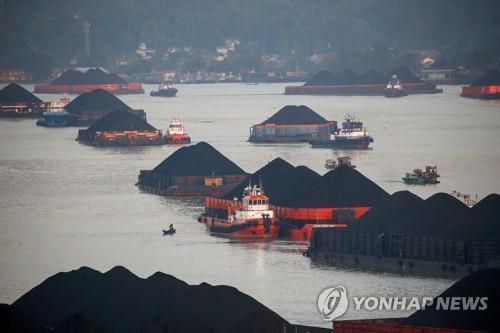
[461,85,500,99]
[198,216,279,238]
[33,83,144,95]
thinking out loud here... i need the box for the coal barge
[306,192,500,277]
[137,142,248,197]
[309,114,373,149]
[285,67,442,96]
[34,67,144,94]
[0,83,48,118]
[76,110,167,146]
[248,105,336,143]
[201,159,387,241]
[461,69,500,99]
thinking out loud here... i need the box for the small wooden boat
[162,228,176,235]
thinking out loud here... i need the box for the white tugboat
[325,156,356,169]
[36,94,76,127]
[383,74,408,97]
[165,117,191,144]
[199,183,279,238]
[310,114,374,149]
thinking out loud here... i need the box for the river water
[0,83,499,327]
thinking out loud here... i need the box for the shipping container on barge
[199,183,279,238]
[248,105,337,143]
[34,67,144,95]
[285,67,442,95]
[137,142,247,197]
[0,83,48,118]
[202,159,388,241]
[306,192,500,277]
[76,110,166,146]
[461,69,500,99]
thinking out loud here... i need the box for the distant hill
[1,0,500,75]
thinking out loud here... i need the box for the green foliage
[2,0,499,73]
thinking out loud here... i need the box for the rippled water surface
[0,83,499,327]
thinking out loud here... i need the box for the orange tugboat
[165,118,191,144]
[199,183,279,238]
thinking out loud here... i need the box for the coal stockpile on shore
[65,89,132,115]
[471,69,500,86]
[260,105,329,125]
[404,269,500,332]
[85,110,156,133]
[386,67,423,83]
[0,83,42,105]
[52,68,126,85]
[224,158,321,205]
[7,266,325,333]
[153,142,246,176]
[286,165,389,208]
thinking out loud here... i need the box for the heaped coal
[304,69,360,86]
[152,142,246,176]
[224,159,321,206]
[404,268,500,332]
[259,105,329,125]
[65,89,132,115]
[440,193,500,241]
[386,67,423,83]
[11,266,298,333]
[286,165,389,208]
[224,158,295,200]
[386,193,470,236]
[0,304,44,333]
[0,83,42,104]
[85,110,156,133]
[304,70,337,86]
[52,68,126,85]
[471,69,500,87]
[358,69,387,84]
[348,191,424,234]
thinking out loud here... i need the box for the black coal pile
[304,69,360,86]
[85,110,156,133]
[404,268,500,332]
[471,69,500,87]
[358,69,387,84]
[259,105,329,125]
[0,304,45,333]
[440,193,500,241]
[152,142,246,176]
[0,83,42,105]
[304,70,337,86]
[387,193,469,236]
[52,68,126,85]
[386,67,423,83]
[224,158,321,206]
[10,266,315,333]
[65,89,132,115]
[286,165,389,208]
[348,191,424,234]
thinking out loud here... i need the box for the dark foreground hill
[8,266,327,333]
